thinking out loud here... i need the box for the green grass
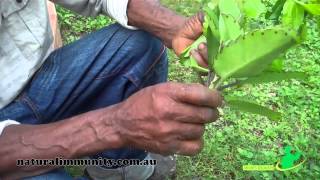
[57,0,320,179]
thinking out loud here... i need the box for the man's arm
[127,0,209,67]
[52,0,208,66]
[0,105,124,179]
[0,83,221,180]
[127,0,186,48]
[0,1,216,179]
[51,0,136,29]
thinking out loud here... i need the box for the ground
[57,0,320,179]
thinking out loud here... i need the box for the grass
[57,0,320,179]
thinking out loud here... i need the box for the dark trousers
[0,24,168,179]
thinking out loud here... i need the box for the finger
[176,139,204,156]
[191,50,208,68]
[170,103,219,124]
[188,12,205,38]
[198,43,208,63]
[170,83,223,108]
[174,124,205,140]
[197,12,205,23]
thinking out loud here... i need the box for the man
[0,0,222,179]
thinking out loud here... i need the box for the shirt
[0,0,136,134]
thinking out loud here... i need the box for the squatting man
[0,0,223,179]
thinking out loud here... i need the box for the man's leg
[22,168,73,180]
[0,24,168,178]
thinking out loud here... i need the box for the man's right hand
[113,82,223,156]
[0,82,222,178]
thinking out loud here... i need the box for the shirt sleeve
[0,120,20,135]
[51,0,137,29]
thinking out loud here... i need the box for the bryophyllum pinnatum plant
[180,0,320,120]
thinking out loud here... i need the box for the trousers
[0,24,168,179]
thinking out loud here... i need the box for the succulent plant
[179,0,319,120]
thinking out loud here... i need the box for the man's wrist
[127,0,187,48]
[96,104,125,149]
[0,106,126,177]
[70,105,125,157]
[167,15,187,48]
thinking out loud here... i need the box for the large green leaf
[207,0,219,10]
[266,0,287,21]
[213,29,298,80]
[295,1,320,15]
[238,72,307,85]
[207,25,220,69]
[225,97,282,120]
[219,0,242,20]
[204,6,220,39]
[282,0,305,30]
[219,14,243,43]
[242,0,266,18]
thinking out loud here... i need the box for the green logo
[275,146,306,171]
[243,146,306,172]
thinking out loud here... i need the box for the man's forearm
[0,105,123,179]
[127,0,187,48]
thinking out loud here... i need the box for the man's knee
[97,24,167,69]
[107,25,168,81]
[122,27,166,62]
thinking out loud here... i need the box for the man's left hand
[172,12,209,68]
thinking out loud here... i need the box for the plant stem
[217,80,241,91]
[206,70,215,87]
[214,79,223,89]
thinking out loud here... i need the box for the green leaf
[225,97,282,120]
[265,0,287,21]
[295,2,320,15]
[179,35,209,73]
[204,6,220,39]
[282,0,305,30]
[180,35,206,59]
[189,57,210,73]
[219,0,242,20]
[238,72,307,85]
[242,0,266,18]
[214,28,297,81]
[207,25,220,69]
[219,14,243,43]
[207,1,219,10]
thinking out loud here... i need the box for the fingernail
[199,43,205,50]
[198,12,205,23]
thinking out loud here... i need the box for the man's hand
[127,1,208,68]
[113,82,222,155]
[172,13,209,68]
